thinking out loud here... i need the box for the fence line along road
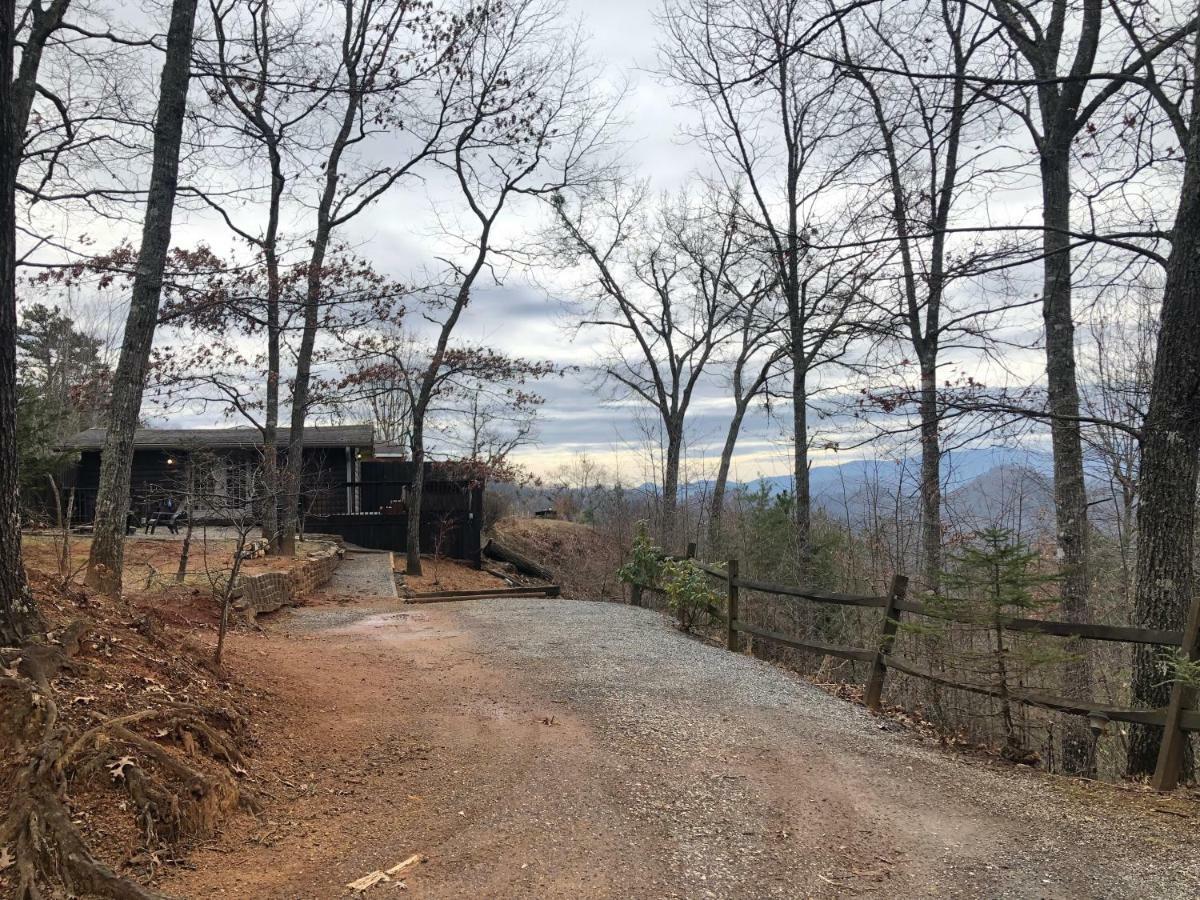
[628,546,1200,791]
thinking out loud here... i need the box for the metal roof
[65,425,374,450]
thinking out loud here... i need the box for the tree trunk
[260,149,283,551]
[919,365,941,593]
[214,532,247,666]
[1127,66,1200,776]
[0,0,43,644]
[792,363,811,576]
[709,401,749,552]
[661,421,683,550]
[405,423,425,576]
[175,457,195,581]
[84,0,199,597]
[1040,140,1095,775]
[279,220,330,557]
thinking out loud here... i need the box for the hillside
[489,517,624,602]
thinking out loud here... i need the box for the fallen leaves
[107,755,136,781]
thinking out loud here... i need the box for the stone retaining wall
[233,540,343,623]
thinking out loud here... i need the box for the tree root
[2,660,248,897]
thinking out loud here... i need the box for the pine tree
[933,529,1064,761]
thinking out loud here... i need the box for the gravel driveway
[163,597,1200,899]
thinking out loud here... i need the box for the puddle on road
[334,611,463,643]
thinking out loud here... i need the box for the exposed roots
[1,630,250,899]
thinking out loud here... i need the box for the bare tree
[1,0,84,641]
[277,0,474,556]
[833,0,1006,594]
[0,0,38,643]
[661,0,868,572]
[552,182,742,548]
[457,387,541,473]
[338,313,558,571]
[84,0,200,597]
[1079,286,1159,604]
[190,0,335,552]
[392,0,611,575]
[983,0,1199,774]
[707,273,784,551]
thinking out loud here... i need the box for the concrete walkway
[313,546,397,601]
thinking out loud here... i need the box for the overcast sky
[158,0,786,483]
[43,0,1055,484]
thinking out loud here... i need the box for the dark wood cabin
[308,459,485,566]
[57,426,485,565]
[62,425,373,524]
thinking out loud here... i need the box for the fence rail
[629,546,1200,791]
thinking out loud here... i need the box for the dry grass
[489,517,624,601]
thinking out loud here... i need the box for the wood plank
[732,619,876,663]
[892,598,1182,646]
[732,576,886,608]
[881,654,1181,728]
[405,585,560,603]
[726,558,739,652]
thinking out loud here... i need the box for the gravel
[430,597,1200,899]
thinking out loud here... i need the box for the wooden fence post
[726,558,740,652]
[864,573,908,711]
[1153,592,1200,790]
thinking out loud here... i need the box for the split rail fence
[628,543,1200,791]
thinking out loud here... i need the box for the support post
[1153,592,1200,790]
[726,558,739,652]
[865,573,908,711]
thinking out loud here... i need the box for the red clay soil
[156,607,591,899]
[0,571,261,898]
[20,534,316,588]
[10,545,1198,898]
[398,556,510,594]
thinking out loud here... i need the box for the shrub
[617,522,663,588]
[660,557,721,633]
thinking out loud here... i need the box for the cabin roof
[64,425,374,451]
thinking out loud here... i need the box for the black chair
[147,499,182,535]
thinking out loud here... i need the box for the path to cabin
[161,558,1200,898]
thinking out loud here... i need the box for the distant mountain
[736,446,1054,499]
[699,447,1061,535]
[500,445,1081,538]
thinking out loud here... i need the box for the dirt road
[161,594,1200,899]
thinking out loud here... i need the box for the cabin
[57,425,485,565]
